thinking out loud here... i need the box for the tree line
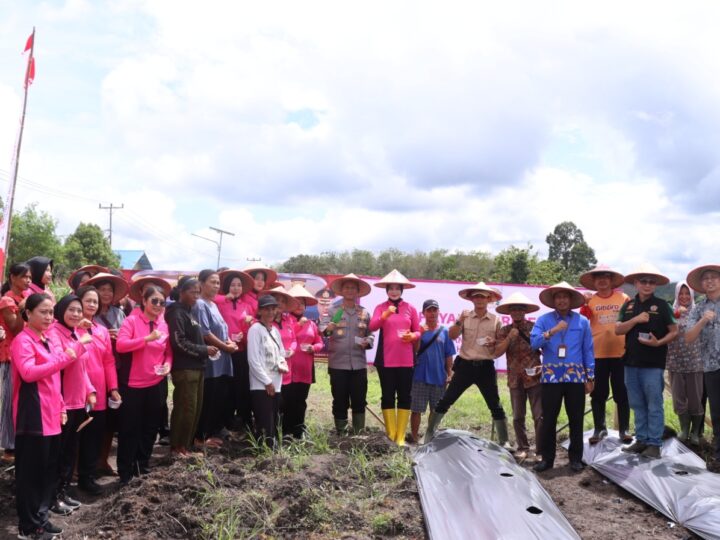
[3,202,120,278]
[278,221,598,286]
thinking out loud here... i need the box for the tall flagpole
[0,27,35,277]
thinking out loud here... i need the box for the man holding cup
[494,292,542,460]
[425,282,512,449]
[579,265,632,444]
[531,282,595,472]
[685,264,720,466]
[616,263,677,459]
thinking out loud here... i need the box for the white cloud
[2,0,720,278]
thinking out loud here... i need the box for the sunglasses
[638,279,657,286]
[150,298,166,307]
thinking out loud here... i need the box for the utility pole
[192,226,235,269]
[209,227,235,268]
[99,203,124,248]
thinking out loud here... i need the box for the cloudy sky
[1,1,718,278]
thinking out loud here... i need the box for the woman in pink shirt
[281,284,324,439]
[241,264,278,316]
[217,269,254,432]
[369,270,420,446]
[49,294,96,514]
[11,293,79,538]
[75,285,120,495]
[116,285,172,486]
[0,263,31,464]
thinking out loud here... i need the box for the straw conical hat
[539,282,585,310]
[686,264,720,293]
[85,272,129,304]
[624,263,669,286]
[242,264,278,287]
[374,269,415,289]
[579,264,625,290]
[128,275,171,304]
[265,285,300,311]
[67,265,109,290]
[287,284,318,306]
[218,269,254,295]
[495,292,540,315]
[330,273,371,297]
[458,282,502,302]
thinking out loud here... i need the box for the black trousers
[159,377,169,436]
[117,383,164,482]
[705,368,720,458]
[78,409,106,482]
[250,390,280,445]
[196,375,231,440]
[591,357,630,432]
[435,358,506,419]
[281,382,311,438]
[58,408,85,489]
[329,368,368,419]
[15,433,60,534]
[376,366,413,409]
[540,382,586,464]
[231,350,253,431]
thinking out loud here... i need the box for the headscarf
[673,281,695,313]
[26,256,53,289]
[54,294,81,337]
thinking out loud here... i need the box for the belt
[457,356,494,363]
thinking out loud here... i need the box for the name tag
[558,344,567,359]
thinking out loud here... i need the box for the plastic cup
[209,351,221,361]
[154,364,167,375]
[108,397,122,409]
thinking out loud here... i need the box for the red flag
[24,57,35,88]
[24,33,33,53]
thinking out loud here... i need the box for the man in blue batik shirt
[530,282,595,473]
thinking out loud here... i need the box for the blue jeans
[624,366,665,447]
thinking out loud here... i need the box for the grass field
[307,362,687,442]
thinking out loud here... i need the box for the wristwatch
[543,331,551,340]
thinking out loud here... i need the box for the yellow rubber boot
[382,409,397,442]
[395,409,411,446]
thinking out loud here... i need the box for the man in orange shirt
[580,265,632,444]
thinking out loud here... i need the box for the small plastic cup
[108,397,122,409]
[231,332,243,342]
[209,351,221,361]
[525,366,540,376]
[154,364,167,375]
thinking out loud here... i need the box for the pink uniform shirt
[11,328,76,436]
[369,300,420,368]
[48,322,94,410]
[283,317,323,385]
[116,311,172,388]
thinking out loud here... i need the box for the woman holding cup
[369,270,420,446]
[281,284,324,438]
[166,277,217,457]
[74,285,121,495]
[216,269,255,432]
[116,285,172,485]
[84,272,129,477]
[48,294,96,512]
[192,270,237,447]
[247,295,286,446]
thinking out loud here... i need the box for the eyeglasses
[150,298,166,307]
[638,279,657,286]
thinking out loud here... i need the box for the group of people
[1,257,719,539]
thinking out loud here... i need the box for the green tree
[6,203,64,269]
[62,223,120,273]
[492,246,531,284]
[546,221,597,283]
[527,259,565,285]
